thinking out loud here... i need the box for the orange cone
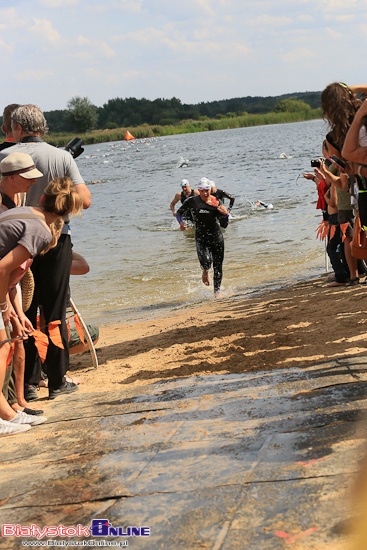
[124,130,135,140]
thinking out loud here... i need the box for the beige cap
[1,152,43,179]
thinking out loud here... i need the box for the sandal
[345,277,360,286]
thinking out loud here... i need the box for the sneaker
[48,380,79,400]
[24,384,38,401]
[0,418,31,437]
[23,407,44,416]
[8,411,47,426]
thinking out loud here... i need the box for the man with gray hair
[0,104,91,400]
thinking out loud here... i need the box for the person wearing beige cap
[0,104,91,400]
[0,153,42,211]
[0,152,45,418]
[0,176,83,435]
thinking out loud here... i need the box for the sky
[0,0,367,112]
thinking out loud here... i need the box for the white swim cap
[181,179,189,187]
[198,177,211,190]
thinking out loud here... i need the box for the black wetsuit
[212,189,235,211]
[177,195,228,293]
[180,190,195,223]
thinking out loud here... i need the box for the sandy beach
[3,275,367,550]
[62,275,367,394]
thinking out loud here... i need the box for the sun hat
[181,179,189,187]
[198,177,211,190]
[1,153,43,179]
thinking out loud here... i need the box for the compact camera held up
[310,158,332,169]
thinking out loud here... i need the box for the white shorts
[0,313,5,331]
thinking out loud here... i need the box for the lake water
[69,119,328,326]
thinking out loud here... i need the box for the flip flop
[345,277,360,286]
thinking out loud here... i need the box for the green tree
[272,98,311,113]
[66,96,98,133]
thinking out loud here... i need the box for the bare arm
[71,251,90,275]
[74,183,91,209]
[316,166,349,192]
[170,193,181,216]
[342,99,367,164]
[0,245,31,326]
[349,85,367,94]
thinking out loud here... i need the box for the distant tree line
[1,92,322,134]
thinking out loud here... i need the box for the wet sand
[3,275,367,549]
[65,275,367,393]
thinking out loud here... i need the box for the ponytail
[42,177,83,218]
[39,177,83,254]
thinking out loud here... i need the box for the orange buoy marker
[124,130,135,141]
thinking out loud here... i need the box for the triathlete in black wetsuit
[176,184,229,296]
[170,179,199,224]
[212,189,235,212]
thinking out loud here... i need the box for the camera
[65,137,84,159]
[310,158,332,169]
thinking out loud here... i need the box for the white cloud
[39,0,79,6]
[14,69,54,82]
[297,14,314,22]
[324,13,355,21]
[257,14,293,26]
[281,47,318,63]
[196,0,215,16]
[324,26,345,39]
[0,7,26,30]
[77,35,116,58]
[0,37,14,53]
[109,0,144,13]
[84,67,140,83]
[30,19,61,44]
[322,0,358,8]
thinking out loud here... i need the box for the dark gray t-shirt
[0,207,52,258]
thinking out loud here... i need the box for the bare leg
[344,236,359,281]
[0,333,17,421]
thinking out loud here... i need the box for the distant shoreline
[13,109,321,148]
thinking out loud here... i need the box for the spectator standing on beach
[0,177,82,436]
[343,98,367,170]
[0,153,44,415]
[0,104,91,400]
[321,82,361,152]
[320,84,361,285]
[0,104,20,152]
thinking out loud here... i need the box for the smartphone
[328,155,346,172]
